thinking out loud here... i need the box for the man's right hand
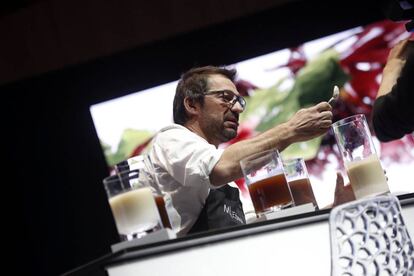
[286,101,333,143]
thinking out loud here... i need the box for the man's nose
[230,101,244,113]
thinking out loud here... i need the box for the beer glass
[283,158,318,209]
[332,114,389,199]
[240,149,293,216]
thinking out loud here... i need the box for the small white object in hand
[328,85,339,104]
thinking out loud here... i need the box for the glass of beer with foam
[240,149,293,217]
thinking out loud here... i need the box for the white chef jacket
[149,124,228,236]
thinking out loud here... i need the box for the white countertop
[106,203,414,276]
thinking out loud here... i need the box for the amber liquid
[248,174,292,214]
[154,195,172,229]
[288,178,318,208]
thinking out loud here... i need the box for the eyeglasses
[204,89,246,111]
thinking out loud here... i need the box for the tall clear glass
[332,114,389,199]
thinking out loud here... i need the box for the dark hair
[173,65,237,125]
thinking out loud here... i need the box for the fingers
[333,172,356,206]
[333,172,344,207]
[315,102,333,128]
[390,39,407,57]
[335,172,344,190]
[319,119,333,129]
[320,110,333,119]
[314,101,332,112]
[318,108,333,129]
[389,39,413,60]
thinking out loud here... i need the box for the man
[372,38,414,142]
[149,66,333,236]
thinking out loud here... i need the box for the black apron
[188,185,246,234]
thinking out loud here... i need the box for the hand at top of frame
[377,38,414,98]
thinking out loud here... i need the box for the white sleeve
[152,128,224,189]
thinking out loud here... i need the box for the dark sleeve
[372,55,414,142]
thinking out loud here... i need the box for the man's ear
[183,96,199,117]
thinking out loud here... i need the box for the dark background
[2,0,386,275]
